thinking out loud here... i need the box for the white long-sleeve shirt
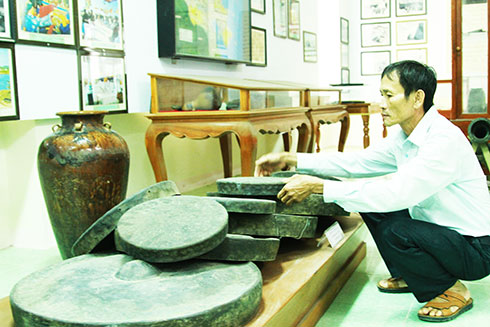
[297,108,490,237]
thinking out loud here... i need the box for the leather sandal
[418,290,473,322]
[377,277,410,293]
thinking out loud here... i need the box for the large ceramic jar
[38,111,130,259]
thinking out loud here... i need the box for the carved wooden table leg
[219,133,233,178]
[235,124,258,177]
[282,133,292,152]
[145,124,169,182]
[361,114,370,148]
[297,122,312,153]
[338,115,350,152]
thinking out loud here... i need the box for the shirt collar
[405,107,438,146]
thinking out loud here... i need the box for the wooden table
[343,102,387,148]
[307,106,350,153]
[145,108,312,181]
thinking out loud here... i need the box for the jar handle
[103,122,112,130]
[74,122,83,131]
[51,124,61,133]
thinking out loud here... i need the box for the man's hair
[381,60,437,113]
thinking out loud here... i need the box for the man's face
[379,73,418,128]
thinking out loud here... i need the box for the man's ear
[414,89,425,110]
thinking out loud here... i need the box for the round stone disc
[10,254,262,327]
[216,177,286,196]
[115,196,228,263]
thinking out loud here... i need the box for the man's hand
[277,174,324,205]
[254,152,297,176]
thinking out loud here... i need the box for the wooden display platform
[0,216,365,327]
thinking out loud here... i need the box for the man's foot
[418,281,473,322]
[377,277,410,293]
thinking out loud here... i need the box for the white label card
[319,221,345,249]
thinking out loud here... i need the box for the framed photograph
[81,53,127,112]
[0,0,12,39]
[303,31,317,63]
[341,17,349,44]
[248,26,267,66]
[361,22,391,47]
[288,0,300,40]
[16,0,75,45]
[273,0,287,38]
[251,0,265,14]
[341,68,350,84]
[341,43,349,68]
[396,20,427,45]
[396,0,427,17]
[397,48,427,64]
[0,44,18,121]
[361,0,390,19]
[361,51,391,75]
[78,0,124,50]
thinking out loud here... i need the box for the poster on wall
[303,31,317,63]
[248,26,266,66]
[361,0,390,19]
[16,0,75,45]
[81,54,127,112]
[361,50,391,75]
[288,0,300,40]
[273,0,287,38]
[397,48,427,64]
[0,46,18,121]
[0,0,12,39]
[396,0,427,17]
[78,0,124,50]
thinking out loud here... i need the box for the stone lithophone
[206,196,276,214]
[198,234,280,262]
[71,180,180,257]
[10,254,262,327]
[216,177,286,196]
[115,196,228,263]
[272,194,348,216]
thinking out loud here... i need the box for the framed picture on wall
[0,44,18,121]
[361,0,390,19]
[361,50,391,75]
[397,48,427,64]
[361,22,391,47]
[341,17,349,44]
[81,53,127,113]
[16,0,75,45]
[396,20,427,45]
[288,0,300,40]
[248,26,267,66]
[341,68,350,84]
[341,43,349,68]
[396,0,427,17]
[78,0,124,50]
[0,0,12,39]
[251,0,266,14]
[273,0,287,38]
[303,31,317,62]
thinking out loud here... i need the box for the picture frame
[80,53,127,113]
[0,0,12,39]
[341,68,350,84]
[78,0,124,50]
[0,44,18,121]
[251,0,266,14]
[248,26,267,67]
[341,43,349,68]
[361,22,391,47]
[361,50,391,75]
[361,0,390,19]
[341,17,349,44]
[273,0,288,38]
[16,0,75,46]
[396,19,427,45]
[397,48,427,64]
[288,0,300,40]
[396,0,427,17]
[303,31,317,63]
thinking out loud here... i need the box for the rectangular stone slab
[206,195,276,214]
[228,213,317,239]
[198,234,280,262]
[272,194,348,216]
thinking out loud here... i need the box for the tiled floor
[2,183,490,326]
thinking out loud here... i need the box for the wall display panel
[81,53,127,112]
[16,0,75,45]
[303,31,317,62]
[0,0,12,39]
[16,45,79,119]
[157,0,251,63]
[361,50,391,75]
[247,26,266,66]
[78,0,124,50]
[288,0,300,40]
[0,44,18,121]
[273,0,287,38]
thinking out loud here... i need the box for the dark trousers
[360,210,490,302]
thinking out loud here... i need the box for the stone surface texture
[271,169,340,181]
[205,196,276,214]
[10,254,262,327]
[199,234,280,262]
[71,181,180,257]
[115,196,228,263]
[216,177,285,196]
[228,213,317,238]
[271,194,348,216]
